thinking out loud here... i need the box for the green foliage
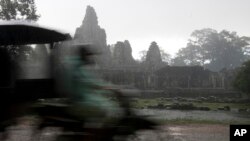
[172,43,204,66]
[139,50,147,62]
[233,60,250,94]
[0,0,39,21]
[160,48,171,64]
[172,28,250,71]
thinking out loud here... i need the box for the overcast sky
[36,0,250,59]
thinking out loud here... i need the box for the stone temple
[74,6,111,67]
[72,6,239,97]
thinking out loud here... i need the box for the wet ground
[130,124,229,141]
[2,108,244,141]
[1,121,229,141]
[136,109,250,123]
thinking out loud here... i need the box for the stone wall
[95,66,235,90]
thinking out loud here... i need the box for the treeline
[137,28,250,72]
[170,28,250,71]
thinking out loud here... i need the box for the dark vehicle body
[0,21,69,132]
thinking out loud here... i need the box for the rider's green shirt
[61,56,120,121]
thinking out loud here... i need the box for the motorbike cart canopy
[0,21,71,46]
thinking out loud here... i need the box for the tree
[139,50,147,62]
[171,56,186,66]
[172,43,204,66]
[159,48,171,65]
[0,0,40,21]
[205,30,249,71]
[233,60,250,95]
[172,28,216,67]
[172,28,250,71]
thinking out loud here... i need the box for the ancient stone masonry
[112,40,136,67]
[97,65,232,90]
[72,6,237,92]
[142,41,166,71]
[74,6,111,67]
[219,68,239,89]
[155,66,225,89]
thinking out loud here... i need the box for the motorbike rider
[55,43,122,128]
